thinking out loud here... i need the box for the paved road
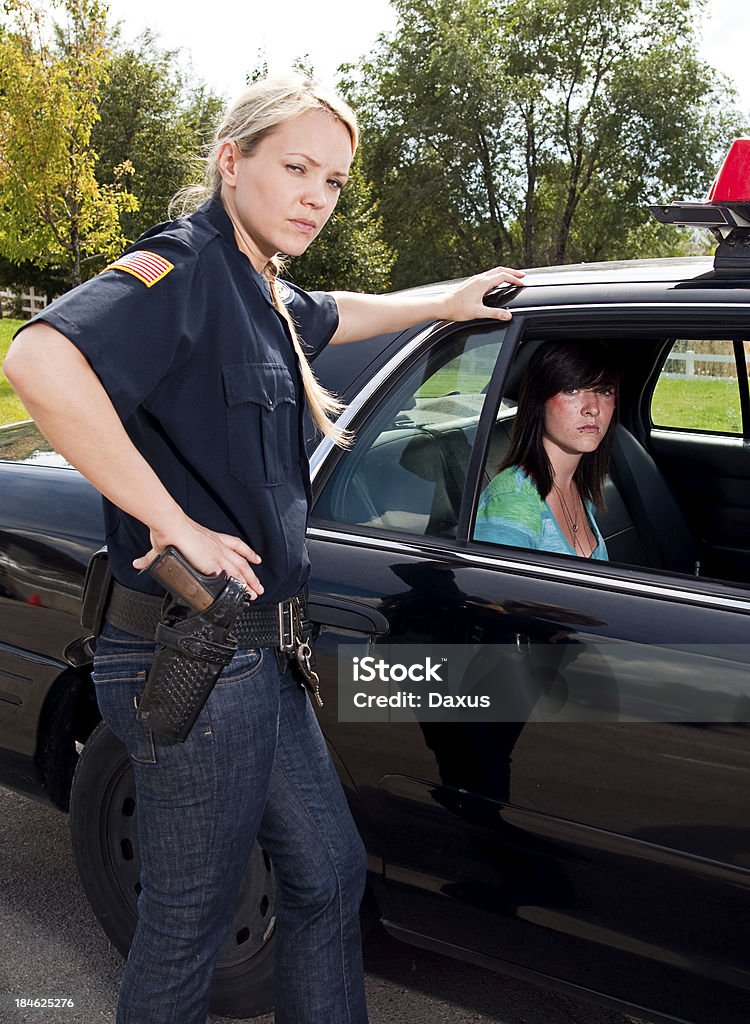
[0,787,647,1024]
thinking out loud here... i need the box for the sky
[105,0,398,98]
[101,0,750,114]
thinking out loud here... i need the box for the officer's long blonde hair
[172,74,359,446]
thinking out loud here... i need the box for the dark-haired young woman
[474,341,618,558]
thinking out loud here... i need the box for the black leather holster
[135,577,247,743]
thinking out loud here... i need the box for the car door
[307,309,750,1024]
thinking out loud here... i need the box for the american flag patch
[104,250,174,287]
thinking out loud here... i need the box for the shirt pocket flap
[222,362,296,411]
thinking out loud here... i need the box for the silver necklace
[552,481,579,535]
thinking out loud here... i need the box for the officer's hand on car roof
[442,266,526,322]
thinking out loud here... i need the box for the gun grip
[144,547,227,612]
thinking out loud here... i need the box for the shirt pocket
[223,362,297,487]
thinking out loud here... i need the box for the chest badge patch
[276,281,294,305]
[104,250,174,287]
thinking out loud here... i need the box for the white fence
[0,286,49,318]
[662,350,737,380]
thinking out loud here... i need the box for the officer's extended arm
[329,266,525,345]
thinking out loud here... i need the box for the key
[295,640,324,707]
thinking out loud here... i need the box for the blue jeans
[92,621,368,1024]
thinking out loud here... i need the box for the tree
[92,29,224,242]
[0,0,137,286]
[344,0,744,287]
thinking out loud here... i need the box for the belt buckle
[278,597,297,652]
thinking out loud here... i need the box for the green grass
[417,370,490,398]
[651,376,742,433]
[0,319,31,426]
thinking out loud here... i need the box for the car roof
[518,255,715,286]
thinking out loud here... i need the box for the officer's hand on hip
[133,517,264,598]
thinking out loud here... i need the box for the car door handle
[307,594,390,636]
[515,632,531,654]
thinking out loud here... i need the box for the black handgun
[145,546,228,611]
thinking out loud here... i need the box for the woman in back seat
[474,341,618,559]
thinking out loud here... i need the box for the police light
[650,138,750,274]
[707,138,750,203]
[651,138,750,230]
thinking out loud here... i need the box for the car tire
[69,721,275,1019]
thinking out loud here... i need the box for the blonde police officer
[5,74,524,1024]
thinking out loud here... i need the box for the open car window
[469,332,750,590]
[313,317,750,591]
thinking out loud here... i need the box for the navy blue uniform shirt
[26,198,339,602]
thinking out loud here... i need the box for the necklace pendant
[572,523,578,533]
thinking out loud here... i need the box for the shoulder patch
[104,250,174,287]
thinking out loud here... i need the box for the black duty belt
[106,580,310,650]
[90,562,323,740]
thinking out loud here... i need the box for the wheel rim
[101,756,276,968]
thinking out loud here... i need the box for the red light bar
[650,137,750,228]
[649,139,750,274]
[707,138,750,204]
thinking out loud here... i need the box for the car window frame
[463,304,750,592]
[310,300,750,602]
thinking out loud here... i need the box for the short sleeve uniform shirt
[26,197,339,601]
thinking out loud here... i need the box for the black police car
[1,145,750,1022]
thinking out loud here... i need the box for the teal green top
[474,466,608,559]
